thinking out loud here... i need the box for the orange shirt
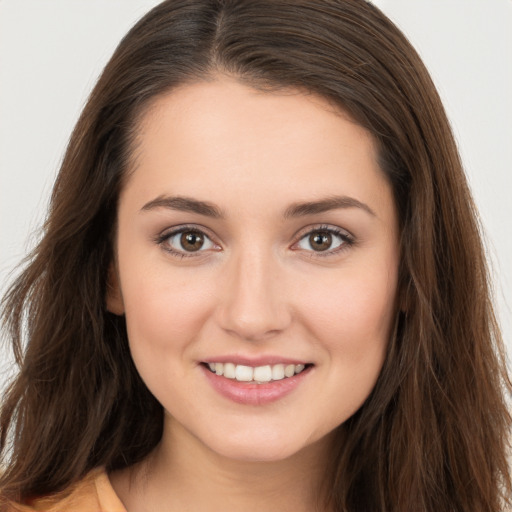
[3,468,126,512]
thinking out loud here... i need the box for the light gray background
[1,1,511,381]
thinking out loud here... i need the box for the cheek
[119,267,219,400]
[299,264,397,422]
[298,262,397,361]
[120,265,217,352]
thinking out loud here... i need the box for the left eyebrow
[283,195,376,218]
[140,195,225,218]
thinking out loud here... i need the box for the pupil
[181,231,204,251]
[310,232,331,251]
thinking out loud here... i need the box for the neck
[111,418,334,512]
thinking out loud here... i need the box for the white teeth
[295,364,305,374]
[235,365,253,382]
[206,362,308,382]
[253,365,272,383]
[284,364,295,378]
[223,362,236,379]
[271,364,285,381]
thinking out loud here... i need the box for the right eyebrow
[140,195,225,219]
[283,195,376,218]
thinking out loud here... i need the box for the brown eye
[180,231,204,252]
[308,232,332,251]
[161,228,217,255]
[295,227,352,255]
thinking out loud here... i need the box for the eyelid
[291,224,355,256]
[154,223,355,259]
[155,224,221,258]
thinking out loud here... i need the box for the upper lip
[201,355,311,366]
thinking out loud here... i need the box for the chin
[201,427,326,464]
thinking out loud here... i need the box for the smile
[205,362,308,383]
[202,361,313,405]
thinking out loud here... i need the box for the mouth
[202,362,312,384]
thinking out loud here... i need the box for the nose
[216,248,292,342]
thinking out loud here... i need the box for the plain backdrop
[1,1,511,382]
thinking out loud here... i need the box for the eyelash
[293,225,355,258]
[154,224,218,259]
[154,224,355,259]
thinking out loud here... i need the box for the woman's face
[109,79,400,462]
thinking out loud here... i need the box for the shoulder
[1,468,126,512]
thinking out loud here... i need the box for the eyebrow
[284,195,376,218]
[140,194,376,219]
[141,195,224,218]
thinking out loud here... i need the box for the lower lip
[201,365,312,405]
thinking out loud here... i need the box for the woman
[1,1,510,510]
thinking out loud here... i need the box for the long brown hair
[1,1,510,510]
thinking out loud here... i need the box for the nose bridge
[218,243,290,341]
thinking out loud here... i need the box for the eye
[157,227,218,256]
[294,226,354,255]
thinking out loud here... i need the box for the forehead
[122,78,393,222]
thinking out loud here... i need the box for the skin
[108,78,400,512]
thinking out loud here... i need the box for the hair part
[1,1,510,510]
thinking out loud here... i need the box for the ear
[106,263,125,315]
